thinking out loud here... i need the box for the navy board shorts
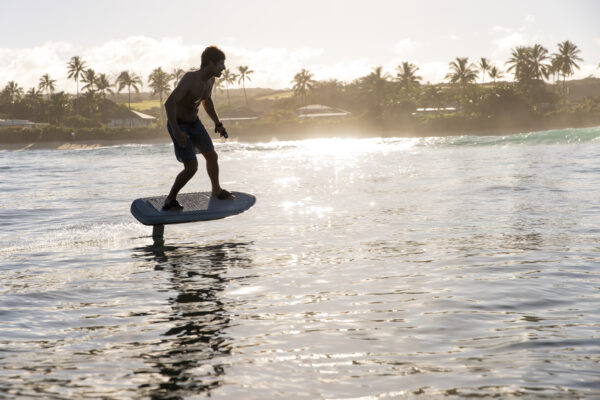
[167,118,214,163]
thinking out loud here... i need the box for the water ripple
[1,131,600,398]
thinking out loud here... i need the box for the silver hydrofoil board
[130,191,256,226]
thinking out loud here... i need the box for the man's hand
[215,122,228,139]
[174,130,187,147]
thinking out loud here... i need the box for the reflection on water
[0,241,254,399]
[1,131,600,398]
[133,241,254,399]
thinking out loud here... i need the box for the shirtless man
[162,46,234,211]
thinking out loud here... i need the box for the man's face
[212,59,226,77]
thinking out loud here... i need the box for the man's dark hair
[201,46,226,69]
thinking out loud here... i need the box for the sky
[1,0,599,93]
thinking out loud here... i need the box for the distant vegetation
[1,40,600,139]
[249,40,600,134]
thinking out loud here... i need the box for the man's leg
[202,150,234,199]
[165,159,198,204]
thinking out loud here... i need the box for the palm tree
[395,62,422,96]
[553,40,583,101]
[488,66,504,84]
[148,67,171,102]
[506,46,534,83]
[148,67,172,123]
[292,68,316,111]
[364,66,391,89]
[115,70,143,110]
[25,87,43,100]
[529,44,550,82]
[446,57,478,89]
[96,73,114,100]
[4,81,24,104]
[81,69,98,93]
[38,74,56,101]
[214,75,228,99]
[218,69,237,107]
[67,56,87,102]
[549,57,565,85]
[237,65,254,107]
[555,40,583,79]
[361,66,391,119]
[478,58,491,84]
[23,87,44,119]
[446,57,478,106]
[505,45,549,84]
[170,68,185,88]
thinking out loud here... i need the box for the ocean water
[1,127,599,399]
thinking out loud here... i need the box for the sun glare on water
[292,137,419,156]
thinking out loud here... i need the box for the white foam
[0,221,148,256]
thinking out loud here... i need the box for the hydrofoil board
[131,191,256,226]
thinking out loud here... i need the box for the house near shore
[411,107,457,116]
[215,107,260,126]
[297,104,351,119]
[105,109,156,128]
[0,119,48,128]
[220,116,260,125]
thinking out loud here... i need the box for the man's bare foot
[213,189,235,200]
[162,198,183,211]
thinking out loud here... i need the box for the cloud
[86,36,199,73]
[310,58,372,83]
[417,61,451,84]
[11,33,586,92]
[0,37,332,91]
[0,36,455,91]
[490,16,544,58]
[493,32,526,55]
[575,63,600,79]
[221,46,326,88]
[0,41,74,91]
[0,35,510,91]
[492,26,511,34]
[0,37,200,92]
[0,36,449,90]
[393,38,417,57]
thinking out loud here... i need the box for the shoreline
[0,138,170,151]
[1,123,599,151]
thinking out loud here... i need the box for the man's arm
[202,97,220,125]
[202,97,227,137]
[164,75,191,147]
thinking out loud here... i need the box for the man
[162,46,234,211]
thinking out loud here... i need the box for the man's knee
[203,150,218,163]
[184,160,198,174]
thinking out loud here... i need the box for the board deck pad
[131,191,256,226]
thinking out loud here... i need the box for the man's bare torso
[175,72,215,122]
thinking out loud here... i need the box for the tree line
[0,56,255,126]
[284,40,596,124]
[1,40,597,129]
[291,40,584,105]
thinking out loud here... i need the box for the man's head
[201,46,226,77]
